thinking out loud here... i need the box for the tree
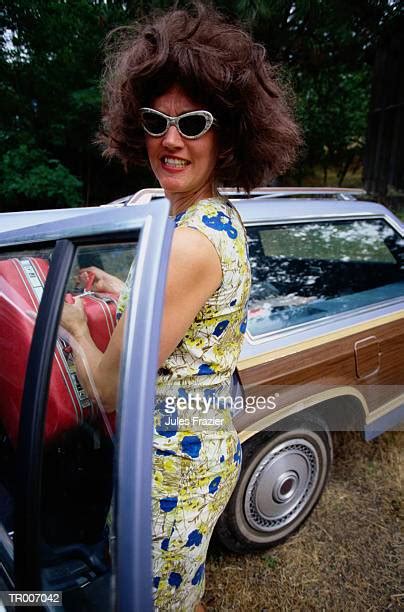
[0,0,139,211]
[0,0,401,210]
[0,142,82,208]
[217,0,400,185]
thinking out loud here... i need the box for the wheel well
[248,394,366,439]
[302,395,366,434]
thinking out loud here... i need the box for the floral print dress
[118,196,251,611]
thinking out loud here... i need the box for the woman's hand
[60,297,89,339]
[76,266,125,294]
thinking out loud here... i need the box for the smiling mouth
[161,156,190,168]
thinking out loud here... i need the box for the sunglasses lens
[178,114,208,137]
[142,111,167,135]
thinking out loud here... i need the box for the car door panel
[0,201,173,611]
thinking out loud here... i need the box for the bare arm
[61,227,221,411]
[61,298,125,412]
[157,227,222,366]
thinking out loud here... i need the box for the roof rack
[124,187,275,205]
[107,187,366,207]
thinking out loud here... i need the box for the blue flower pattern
[185,529,203,547]
[175,211,186,225]
[153,576,160,589]
[208,476,221,494]
[160,497,178,513]
[161,538,170,551]
[197,363,215,376]
[192,564,205,586]
[213,319,229,337]
[119,198,251,610]
[234,440,242,466]
[180,435,202,458]
[168,572,183,589]
[202,211,238,239]
[240,315,247,334]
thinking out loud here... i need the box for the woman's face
[145,85,217,203]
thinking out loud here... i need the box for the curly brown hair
[99,2,302,193]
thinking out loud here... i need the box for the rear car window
[247,219,404,336]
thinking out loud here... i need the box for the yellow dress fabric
[157,197,251,389]
[119,196,251,610]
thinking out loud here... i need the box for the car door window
[0,246,54,591]
[0,247,53,531]
[0,239,137,607]
[0,201,172,611]
[37,240,137,611]
[247,219,404,336]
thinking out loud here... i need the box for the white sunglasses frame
[139,108,215,139]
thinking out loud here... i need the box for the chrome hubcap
[245,438,321,532]
[273,470,299,502]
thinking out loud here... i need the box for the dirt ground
[205,430,403,611]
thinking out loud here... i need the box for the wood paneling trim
[238,386,368,443]
[366,393,404,423]
[239,311,404,371]
[238,389,404,443]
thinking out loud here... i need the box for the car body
[119,188,404,552]
[0,189,402,609]
[219,195,404,551]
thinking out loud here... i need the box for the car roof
[117,187,366,206]
[1,195,402,235]
[233,198,403,229]
[108,188,403,231]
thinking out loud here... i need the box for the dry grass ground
[205,431,403,611]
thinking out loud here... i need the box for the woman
[62,3,301,610]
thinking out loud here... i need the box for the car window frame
[242,214,404,348]
[0,201,173,612]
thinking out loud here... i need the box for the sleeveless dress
[118,196,251,610]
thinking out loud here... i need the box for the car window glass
[36,240,137,610]
[259,221,398,262]
[247,219,404,336]
[0,247,53,552]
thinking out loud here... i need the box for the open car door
[0,200,173,611]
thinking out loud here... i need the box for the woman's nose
[162,125,183,148]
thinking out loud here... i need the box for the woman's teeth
[163,157,189,168]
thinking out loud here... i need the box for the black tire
[215,417,333,552]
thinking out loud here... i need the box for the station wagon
[0,188,402,609]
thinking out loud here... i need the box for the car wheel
[215,418,333,552]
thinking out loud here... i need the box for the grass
[204,430,403,611]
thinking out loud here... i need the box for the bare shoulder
[171,226,221,274]
[165,227,222,296]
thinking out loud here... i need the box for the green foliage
[0,143,82,209]
[292,66,371,184]
[0,0,401,209]
[0,0,127,210]
[221,0,398,185]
